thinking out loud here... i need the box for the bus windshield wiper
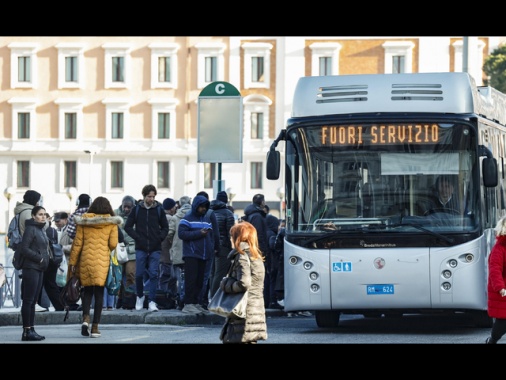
[389,222,454,244]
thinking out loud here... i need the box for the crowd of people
[9,186,300,343]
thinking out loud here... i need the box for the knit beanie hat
[216,191,228,203]
[23,190,42,206]
[162,198,176,210]
[77,194,91,207]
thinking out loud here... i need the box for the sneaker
[148,301,159,312]
[195,304,211,315]
[277,299,285,307]
[182,304,202,314]
[35,304,48,312]
[81,322,90,336]
[135,296,145,311]
[297,311,312,317]
[287,312,296,318]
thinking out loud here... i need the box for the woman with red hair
[219,221,268,344]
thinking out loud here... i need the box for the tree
[483,44,506,93]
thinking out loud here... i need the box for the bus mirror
[266,149,280,180]
[483,157,498,187]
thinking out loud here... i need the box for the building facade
[0,36,502,231]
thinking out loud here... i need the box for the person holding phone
[178,194,220,315]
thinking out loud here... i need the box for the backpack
[7,213,22,252]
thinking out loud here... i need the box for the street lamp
[84,150,97,195]
[276,186,285,219]
[226,187,236,208]
[65,187,77,211]
[4,187,15,233]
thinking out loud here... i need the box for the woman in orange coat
[486,216,506,344]
[68,196,122,338]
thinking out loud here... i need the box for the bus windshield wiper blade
[390,222,454,244]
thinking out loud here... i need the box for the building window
[102,43,131,89]
[382,41,414,74]
[18,113,30,139]
[158,112,170,139]
[392,55,405,74]
[148,98,178,140]
[204,163,217,189]
[243,94,271,143]
[64,161,77,188]
[309,42,341,76]
[250,162,263,189]
[112,112,124,139]
[17,161,30,188]
[18,57,31,82]
[319,57,333,76]
[149,43,179,89]
[251,112,263,139]
[103,99,130,140]
[56,43,85,89]
[55,98,84,141]
[243,42,272,89]
[8,98,37,141]
[65,56,78,82]
[251,57,264,83]
[205,57,217,83]
[111,161,123,188]
[112,57,124,82]
[8,42,38,89]
[158,57,171,83]
[195,42,225,89]
[157,161,170,189]
[65,113,77,139]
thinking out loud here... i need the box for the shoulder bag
[114,242,128,264]
[106,249,123,296]
[60,273,82,322]
[208,253,250,319]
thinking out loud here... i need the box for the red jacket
[488,235,506,318]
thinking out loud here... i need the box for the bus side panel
[429,238,487,310]
[329,248,431,309]
[283,240,332,312]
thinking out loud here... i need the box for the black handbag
[50,243,64,266]
[208,253,250,319]
[60,275,82,322]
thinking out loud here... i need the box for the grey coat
[219,246,268,343]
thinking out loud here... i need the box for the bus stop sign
[198,81,243,163]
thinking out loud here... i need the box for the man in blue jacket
[178,195,220,314]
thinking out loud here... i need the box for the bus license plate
[367,284,394,295]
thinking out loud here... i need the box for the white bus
[267,72,504,328]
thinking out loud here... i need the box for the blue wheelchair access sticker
[333,262,352,272]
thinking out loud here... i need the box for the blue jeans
[172,264,184,304]
[135,250,160,303]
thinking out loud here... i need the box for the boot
[81,314,90,337]
[486,337,497,344]
[91,323,101,338]
[21,327,44,342]
[30,327,45,340]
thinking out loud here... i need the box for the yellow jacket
[68,213,123,286]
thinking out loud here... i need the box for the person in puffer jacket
[178,195,219,314]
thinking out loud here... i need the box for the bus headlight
[288,256,298,265]
[464,254,474,263]
[442,282,451,291]
[448,259,458,268]
[310,284,320,292]
[303,261,313,270]
[309,272,318,280]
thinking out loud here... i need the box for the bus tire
[315,310,341,328]
[470,310,493,328]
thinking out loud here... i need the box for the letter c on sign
[215,83,225,95]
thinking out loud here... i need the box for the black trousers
[21,268,44,328]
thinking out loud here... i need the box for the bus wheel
[469,311,493,328]
[315,310,341,328]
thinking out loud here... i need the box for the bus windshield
[286,121,479,235]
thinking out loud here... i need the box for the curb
[0,308,288,326]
